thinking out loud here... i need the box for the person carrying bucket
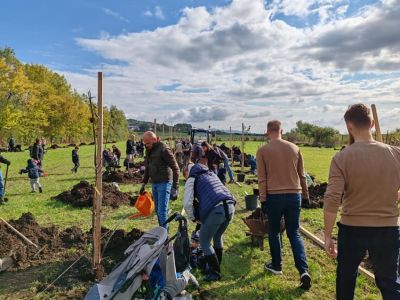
[140,131,180,229]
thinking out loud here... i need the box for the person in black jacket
[141,131,180,228]
[71,146,80,173]
[0,154,11,205]
[201,142,222,173]
[31,138,44,168]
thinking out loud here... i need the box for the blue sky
[1,0,399,133]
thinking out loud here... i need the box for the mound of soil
[79,142,87,146]
[303,183,328,209]
[0,213,86,268]
[53,181,132,208]
[103,170,143,184]
[67,143,77,147]
[0,213,143,270]
[49,144,60,150]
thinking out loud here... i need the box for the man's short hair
[267,120,282,133]
[344,104,372,129]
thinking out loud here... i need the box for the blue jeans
[337,223,400,300]
[152,182,172,228]
[263,193,308,274]
[223,157,234,181]
[0,170,4,198]
[200,204,234,256]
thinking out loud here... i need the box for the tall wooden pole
[230,126,233,167]
[371,104,383,142]
[93,72,104,280]
[241,123,245,173]
[153,119,157,135]
[162,123,165,140]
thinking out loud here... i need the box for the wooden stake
[162,123,165,140]
[230,126,233,167]
[153,119,157,135]
[93,72,104,280]
[241,123,245,173]
[371,104,383,142]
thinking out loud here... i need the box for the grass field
[0,141,380,299]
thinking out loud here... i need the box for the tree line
[0,47,129,146]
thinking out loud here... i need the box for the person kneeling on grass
[20,159,43,193]
[183,162,236,282]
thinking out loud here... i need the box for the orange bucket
[128,191,155,219]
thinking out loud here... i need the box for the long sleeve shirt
[324,141,400,227]
[256,139,309,202]
[183,177,196,221]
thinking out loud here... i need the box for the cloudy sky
[1,0,399,133]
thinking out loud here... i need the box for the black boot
[214,248,223,265]
[204,254,221,282]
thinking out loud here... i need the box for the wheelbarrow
[242,208,285,251]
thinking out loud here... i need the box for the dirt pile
[53,181,132,208]
[302,183,328,209]
[0,213,86,267]
[103,170,143,184]
[0,213,143,269]
[49,144,60,150]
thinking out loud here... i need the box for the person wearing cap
[324,104,400,300]
[140,131,180,228]
[183,161,235,282]
[256,120,311,290]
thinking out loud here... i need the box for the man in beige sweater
[324,104,400,300]
[257,120,311,290]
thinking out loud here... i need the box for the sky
[1,0,399,133]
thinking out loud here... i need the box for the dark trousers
[263,193,308,274]
[72,161,80,173]
[337,223,400,300]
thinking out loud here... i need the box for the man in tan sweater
[257,120,311,290]
[324,104,400,300]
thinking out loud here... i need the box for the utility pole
[93,72,104,280]
[153,119,157,135]
[162,123,165,141]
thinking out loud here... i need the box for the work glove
[170,186,179,201]
[139,183,146,195]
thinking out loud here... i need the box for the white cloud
[144,10,153,17]
[102,8,129,23]
[155,6,165,20]
[66,0,400,133]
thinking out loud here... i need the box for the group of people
[139,103,400,299]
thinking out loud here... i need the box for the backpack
[173,217,190,273]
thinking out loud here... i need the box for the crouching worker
[183,162,235,282]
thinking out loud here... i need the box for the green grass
[0,141,380,299]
